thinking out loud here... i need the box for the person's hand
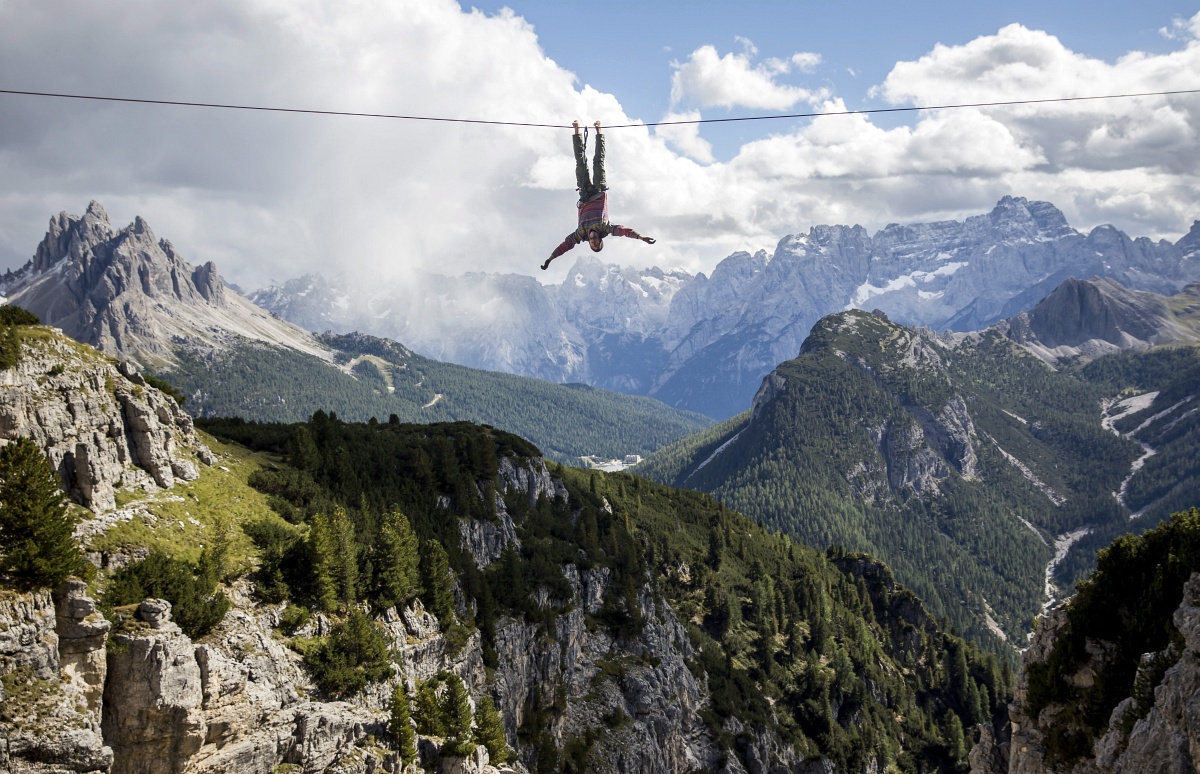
[641,236,656,244]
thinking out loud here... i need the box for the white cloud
[867,18,1200,233]
[0,2,1196,295]
[669,42,828,110]
[1160,11,1200,41]
[654,112,716,164]
[791,53,822,72]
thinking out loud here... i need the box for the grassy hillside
[159,331,711,464]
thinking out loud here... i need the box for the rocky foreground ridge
[0,453,726,774]
[0,328,755,773]
[969,571,1200,774]
[1,559,734,774]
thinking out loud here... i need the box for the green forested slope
[636,311,1146,648]
[199,415,1011,773]
[1048,346,1200,582]
[160,332,711,463]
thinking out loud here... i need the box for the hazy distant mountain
[252,197,1200,419]
[247,257,694,392]
[0,203,710,461]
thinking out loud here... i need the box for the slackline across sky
[2,87,1200,129]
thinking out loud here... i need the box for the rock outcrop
[988,573,1200,774]
[0,327,210,512]
[1003,277,1199,363]
[0,582,113,774]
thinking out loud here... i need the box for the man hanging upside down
[541,120,655,271]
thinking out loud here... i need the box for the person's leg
[573,132,592,196]
[592,122,607,191]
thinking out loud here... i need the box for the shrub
[303,611,392,698]
[101,550,231,639]
[0,305,39,326]
[144,373,186,405]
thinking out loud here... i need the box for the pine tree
[473,695,510,764]
[287,425,320,474]
[388,684,417,762]
[442,673,475,756]
[374,509,420,611]
[0,437,85,589]
[310,507,357,611]
[420,540,454,625]
[303,610,392,698]
[413,679,446,736]
[942,709,966,760]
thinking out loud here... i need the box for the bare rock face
[0,589,59,681]
[1005,604,1071,774]
[1003,276,1199,364]
[55,581,112,716]
[0,328,211,512]
[489,566,731,774]
[0,583,113,774]
[1097,573,1200,774]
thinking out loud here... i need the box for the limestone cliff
[0,327,212,512]
[0,581,113,774]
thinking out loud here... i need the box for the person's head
[588,230,604,252]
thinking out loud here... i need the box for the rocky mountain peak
[1179,220,1200,262]
[985,195,1076,241]
[5,203,328,370]
[29,200,116,276]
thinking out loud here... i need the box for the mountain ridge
[250,197,1200,418]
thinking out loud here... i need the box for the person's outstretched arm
[610,225,655,244]
[542,232,580,270]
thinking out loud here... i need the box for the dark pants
[573,131,606,201]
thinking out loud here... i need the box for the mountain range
[0,202,709,463]
[249,196,1200,418]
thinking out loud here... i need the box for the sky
[1,0,1199,291]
